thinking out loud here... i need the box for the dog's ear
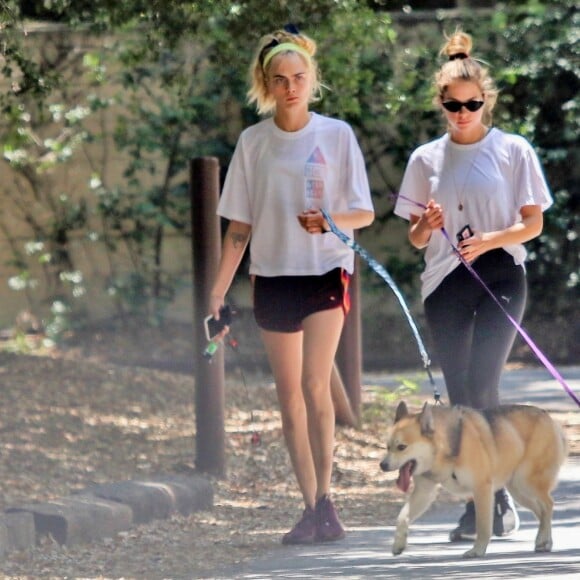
[394,401,408,423]
[419,402,435,436]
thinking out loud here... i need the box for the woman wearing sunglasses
[394,30,552,542]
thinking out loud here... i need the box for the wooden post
[330,362,358,428]
[190,157,226,477]
[335,256,362,426]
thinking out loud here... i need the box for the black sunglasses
[441,100,485,113]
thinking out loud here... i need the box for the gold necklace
[450,128,489,212]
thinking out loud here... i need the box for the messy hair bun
[440,30,473,60]
[433,29,498,127]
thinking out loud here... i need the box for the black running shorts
[253,267,350,332]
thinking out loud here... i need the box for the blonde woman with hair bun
[209,25,374,545]
[394,29,553,545]
[434,29,498,128]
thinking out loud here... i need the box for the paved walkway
[221,366,580,579]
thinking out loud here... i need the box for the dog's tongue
[396,462,413,492]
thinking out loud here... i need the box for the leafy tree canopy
[0,0,577,357]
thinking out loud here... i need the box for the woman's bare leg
[301,307,345,499]
[260,328,316,509]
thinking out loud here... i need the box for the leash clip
[433,389,443,405]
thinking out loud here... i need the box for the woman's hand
[457,231,489,262]
[207,295,230,341]
[457,206,544,263]
[409,199,444,249]
[297,209,328,234]
[422,199,444,230]
[209,294,225,320]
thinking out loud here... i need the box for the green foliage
[0,55,91,331]
[488,0,579,318]
[1,1,577,359]
[362,375,420,423]
[1,3,59,113]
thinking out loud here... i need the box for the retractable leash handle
[395,193,580,408]
[321,209,441,402]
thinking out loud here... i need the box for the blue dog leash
[321,209,440,401]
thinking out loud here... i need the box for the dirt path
[1,325,577,578]
[0,337,403,578]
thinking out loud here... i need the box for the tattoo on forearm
[230,231,248,249]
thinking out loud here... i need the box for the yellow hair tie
[262,42,311,70]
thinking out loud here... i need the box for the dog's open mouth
[396,460,417,492]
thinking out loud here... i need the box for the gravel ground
[1,325,577,579]
[0,327,406,579]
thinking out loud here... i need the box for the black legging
[424,249,526,409]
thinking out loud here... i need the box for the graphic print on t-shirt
[304,146,327,209]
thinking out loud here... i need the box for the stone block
[80,474,213,523]
[145,474,214,515]
[7,495,132,546]
[2,510,35,551]
[80,480,175,524]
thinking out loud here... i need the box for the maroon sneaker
[315,495,346,542]
[282,506,316,545]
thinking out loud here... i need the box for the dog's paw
[535,540,553,553]
[462,547,485,559]
[392,531,407,556]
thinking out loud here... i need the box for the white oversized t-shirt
[218,113,373,276]
[394,128,552,301]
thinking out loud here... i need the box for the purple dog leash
[396,193,580,407]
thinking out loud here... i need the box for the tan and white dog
[380,401,568,558]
